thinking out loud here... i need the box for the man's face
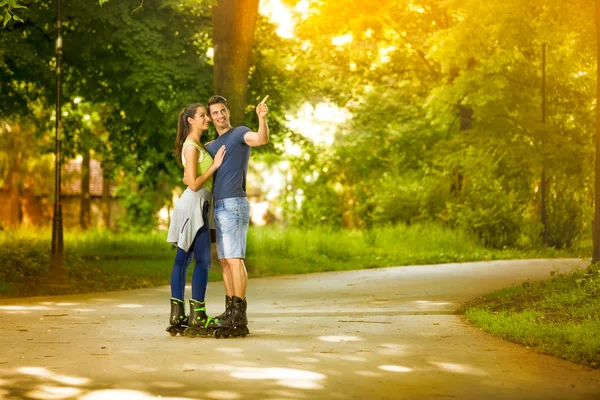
[209,103,230,129]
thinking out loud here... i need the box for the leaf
[0,2,7,7]
[2,12,11,28]
[99,0,109,6]
[11,4,26,9]
[11,13,22,23]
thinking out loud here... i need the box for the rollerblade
[215,295,232,321]
[214,296,249,339]
[166,298,188,336]
[184,299,221,338]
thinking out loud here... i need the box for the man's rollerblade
[213,296,249,339]
[166,298,188,336]
[184,299,221,338]
[215,295,232,321]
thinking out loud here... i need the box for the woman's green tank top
[182,140,213,193]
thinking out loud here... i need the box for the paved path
[1,259,599,400]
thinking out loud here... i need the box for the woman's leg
[170,246,194,300]
[191,207,212,302]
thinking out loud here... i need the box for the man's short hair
[208,95,228,113]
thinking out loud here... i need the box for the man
[203,94,269,337]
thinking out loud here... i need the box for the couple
[166,94,269,338]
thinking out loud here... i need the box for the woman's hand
[212,145,226,169]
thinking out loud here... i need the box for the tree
[212,0,261,126]
[594,0,600,263]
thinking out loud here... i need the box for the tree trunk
[594,0,600,263]
[212,0,260,126]
[8,126,21,228]
[450,105,472,196]
[102,163,112,230]
[80,150,91,229]
[8,161,21,228]
[540,43,549,246]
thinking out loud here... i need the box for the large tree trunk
[212,0,260,126]
[80,150,91,229]
[594,0,600,263]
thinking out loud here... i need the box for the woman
[166,103,226,337]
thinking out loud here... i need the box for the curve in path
[0,259,598,400]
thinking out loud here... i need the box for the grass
[245,224,582,276]
[0,223,585,297]
[463,264,600,368]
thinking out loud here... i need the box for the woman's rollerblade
[166,298,188,336]
[184,299,221,338]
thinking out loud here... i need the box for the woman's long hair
[173,103,205,167]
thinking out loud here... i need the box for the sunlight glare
[1,305,52,311]
[332,34,353,46]
[277,347,305,353]
[378,365,414,373]
[260,0,295,39]
[26,385,81,400]
[277,379,323,389]
[337,355,366,361]
[354,370,381,377]
[231,367,324,381]
[79,390,155,400]
[430,361,489,376]
[285,102,351,147]
[206,391,241,400]
[230,367,325,389]
[287,356,320,363]
[116,304,143,309]
[318,335,361,342]
[17,367,90,386]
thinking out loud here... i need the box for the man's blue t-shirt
[205,126,252,201]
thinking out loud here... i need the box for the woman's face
[190,106,210,131]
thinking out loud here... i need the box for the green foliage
[277,0,594,252]
[464,261,600,367]
[575,263,600,295]
[115,186,159,232]
[1,225,580,297]
[546,177,590,249]
[450,177,523,248]
[0,238,49,282]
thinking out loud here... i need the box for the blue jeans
[170,202,211,301]
[214,197,250,259]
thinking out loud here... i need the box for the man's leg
[220,258,235,297]
[226,258,247,299]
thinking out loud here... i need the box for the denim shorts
[214,197,250,259]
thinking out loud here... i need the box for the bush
[0,238,50,282]
[547,184,589,249]
[450,178,523,248]
[297,181,344,228]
